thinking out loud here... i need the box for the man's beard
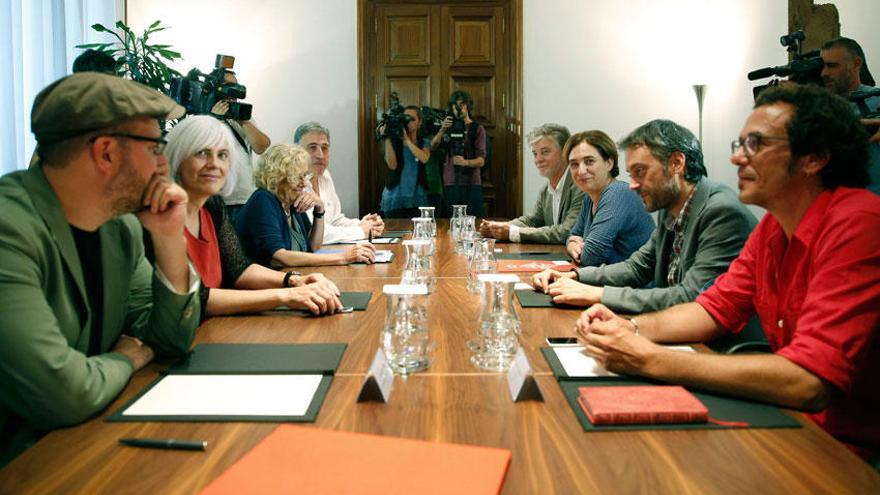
[826,73,854,97]
[645,169,680,213]
[105,151,149,216]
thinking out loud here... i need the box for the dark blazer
[576,178,757,313]
[235,188,313,268]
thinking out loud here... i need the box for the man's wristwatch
[313,209,325,219]
[282,271,302,287]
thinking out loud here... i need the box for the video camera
[376,93,468,155]
[422,102,467,156]
[747,30,824,99]
[168,54,253,121]
[375,92,411,141]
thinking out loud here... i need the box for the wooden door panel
[385,16,431,66]
[449,18,495,66]
[388,77,431,107]
[361,1,521,219]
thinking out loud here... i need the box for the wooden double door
[358,0,522,218]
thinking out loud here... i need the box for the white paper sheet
[553,346,695,377]
[122,374,323,417]
[514,282,533,291]
[374,250,394,262]
[371,238,400,244]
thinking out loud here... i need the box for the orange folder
[497,259,576,273]
[199,425,512,495]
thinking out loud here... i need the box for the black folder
[268,291,373,313]
[106,343,346,423]
[515,290,582,309]
[559,379,801,432]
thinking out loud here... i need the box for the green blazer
[576,178,757,313]
[0,167,200,466]
[510,172,585,244]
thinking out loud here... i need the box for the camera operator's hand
[862,118,880,144]
[452,155,468,166]
[293,191,324,215]
[210,100,230,118]
[431,116,454,150]
[376,123,388,141]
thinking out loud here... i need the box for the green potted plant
[76,20,183,93]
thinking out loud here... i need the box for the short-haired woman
[163,116,342,319]
[235,143,376,267]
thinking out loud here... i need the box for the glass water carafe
[450,204,468,243]
[401,239,434,291]
[471,274,521,371]
[381,284,431,375]
[467,237,497,293]
[418,206,437,237]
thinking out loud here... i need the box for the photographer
[431,90,487,217]
[821,37,880,194]
[378,106,431,218]
[207,72,271,216]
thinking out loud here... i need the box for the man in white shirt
[480,123,584,244]
[293,122,384,244]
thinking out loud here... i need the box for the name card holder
[507,348,543,402]
[357,349,395,403]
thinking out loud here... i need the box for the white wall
[126,0,878,217]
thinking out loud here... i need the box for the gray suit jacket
[510,173,585,244]
[576,178,756,313]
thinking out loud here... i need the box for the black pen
[369,229,373,243]
[119,437,207,451]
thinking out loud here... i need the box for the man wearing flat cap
[0,73,201,466]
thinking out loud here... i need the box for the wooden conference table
[1,221,879,494]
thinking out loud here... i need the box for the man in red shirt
[574,84,880,461]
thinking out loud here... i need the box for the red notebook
[577,385,709,425]
[497,260,576,273]
[199,425,511,495]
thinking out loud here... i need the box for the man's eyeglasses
[731,133,788,156]
[90,133,168,155]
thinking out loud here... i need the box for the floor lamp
[693,84,707,147]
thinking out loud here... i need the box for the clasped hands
[531,269,603,307]
[478,220,510,240]
[574,304,657,376]
[359,213,385,237]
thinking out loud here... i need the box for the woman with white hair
[163,115,342,319]
[234,143,376,267]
